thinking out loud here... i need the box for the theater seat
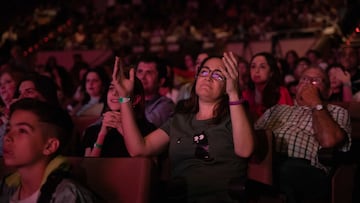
[0,157,155,203]
[328,101,359,203]
[248,129,273,186]
[305,148,356,203]
[229,130,286,203]
[67,157,155,203]
[68,116,100,156]
[331,163,357,203]
[71,116,100,138]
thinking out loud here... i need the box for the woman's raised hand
[333,67,351,84]
[112,56,135,97]
[222,52,240,96]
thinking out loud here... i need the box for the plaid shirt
[255,104,352,173]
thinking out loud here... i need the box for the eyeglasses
[299,76,323,85]
[198,67,225,81]
[193,131,213,161]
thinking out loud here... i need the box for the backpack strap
[37,168,103,202]
[37,169,73,203]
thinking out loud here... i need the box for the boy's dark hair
[9,98,73,155]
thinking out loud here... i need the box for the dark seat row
[0,130,357,203]
[0,157,155,203]
[1,102,353,202]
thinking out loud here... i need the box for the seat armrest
[318,148,354,166]
[332,164,357,203]
[248,129,273,185]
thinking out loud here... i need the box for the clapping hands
[221,52,240,96]
[332,67,351,85]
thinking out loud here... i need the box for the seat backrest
[68,116,100,156]
[0,157,154,203]
[68,157,154,203]
[248,129,273,185]
[72,116,100,137]
[332,164,357,203]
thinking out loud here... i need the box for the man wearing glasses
[255,67,352,203]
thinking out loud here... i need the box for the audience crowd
[0,0,345,62]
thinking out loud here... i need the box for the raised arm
[222,52,254,157]
[112,57,169,156]
[297,83,346,148]
[334,68,353,102]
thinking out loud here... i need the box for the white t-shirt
[10,189,40,203]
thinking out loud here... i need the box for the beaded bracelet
[343,82,352,87]
[118,97,131,103]
[94,143,103,149]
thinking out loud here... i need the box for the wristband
[118,97,131,103]
[94,143,103,149]
[343,82,352,87]
[229,99,245,106]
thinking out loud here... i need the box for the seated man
[339,46,360,94]
[135,55,174,127]
[0,98,99,202]
[255,67,351,202]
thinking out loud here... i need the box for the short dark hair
[137,54,167,80]
[326,63,346,74]
[295,57,311,67]
[306,49,321,58]
[9,98,73,155]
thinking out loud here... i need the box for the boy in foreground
[0,98,99,202]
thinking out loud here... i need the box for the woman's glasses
[299,76,324,85]
[198,67,225,81]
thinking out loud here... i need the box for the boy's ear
[43,138,60,156]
